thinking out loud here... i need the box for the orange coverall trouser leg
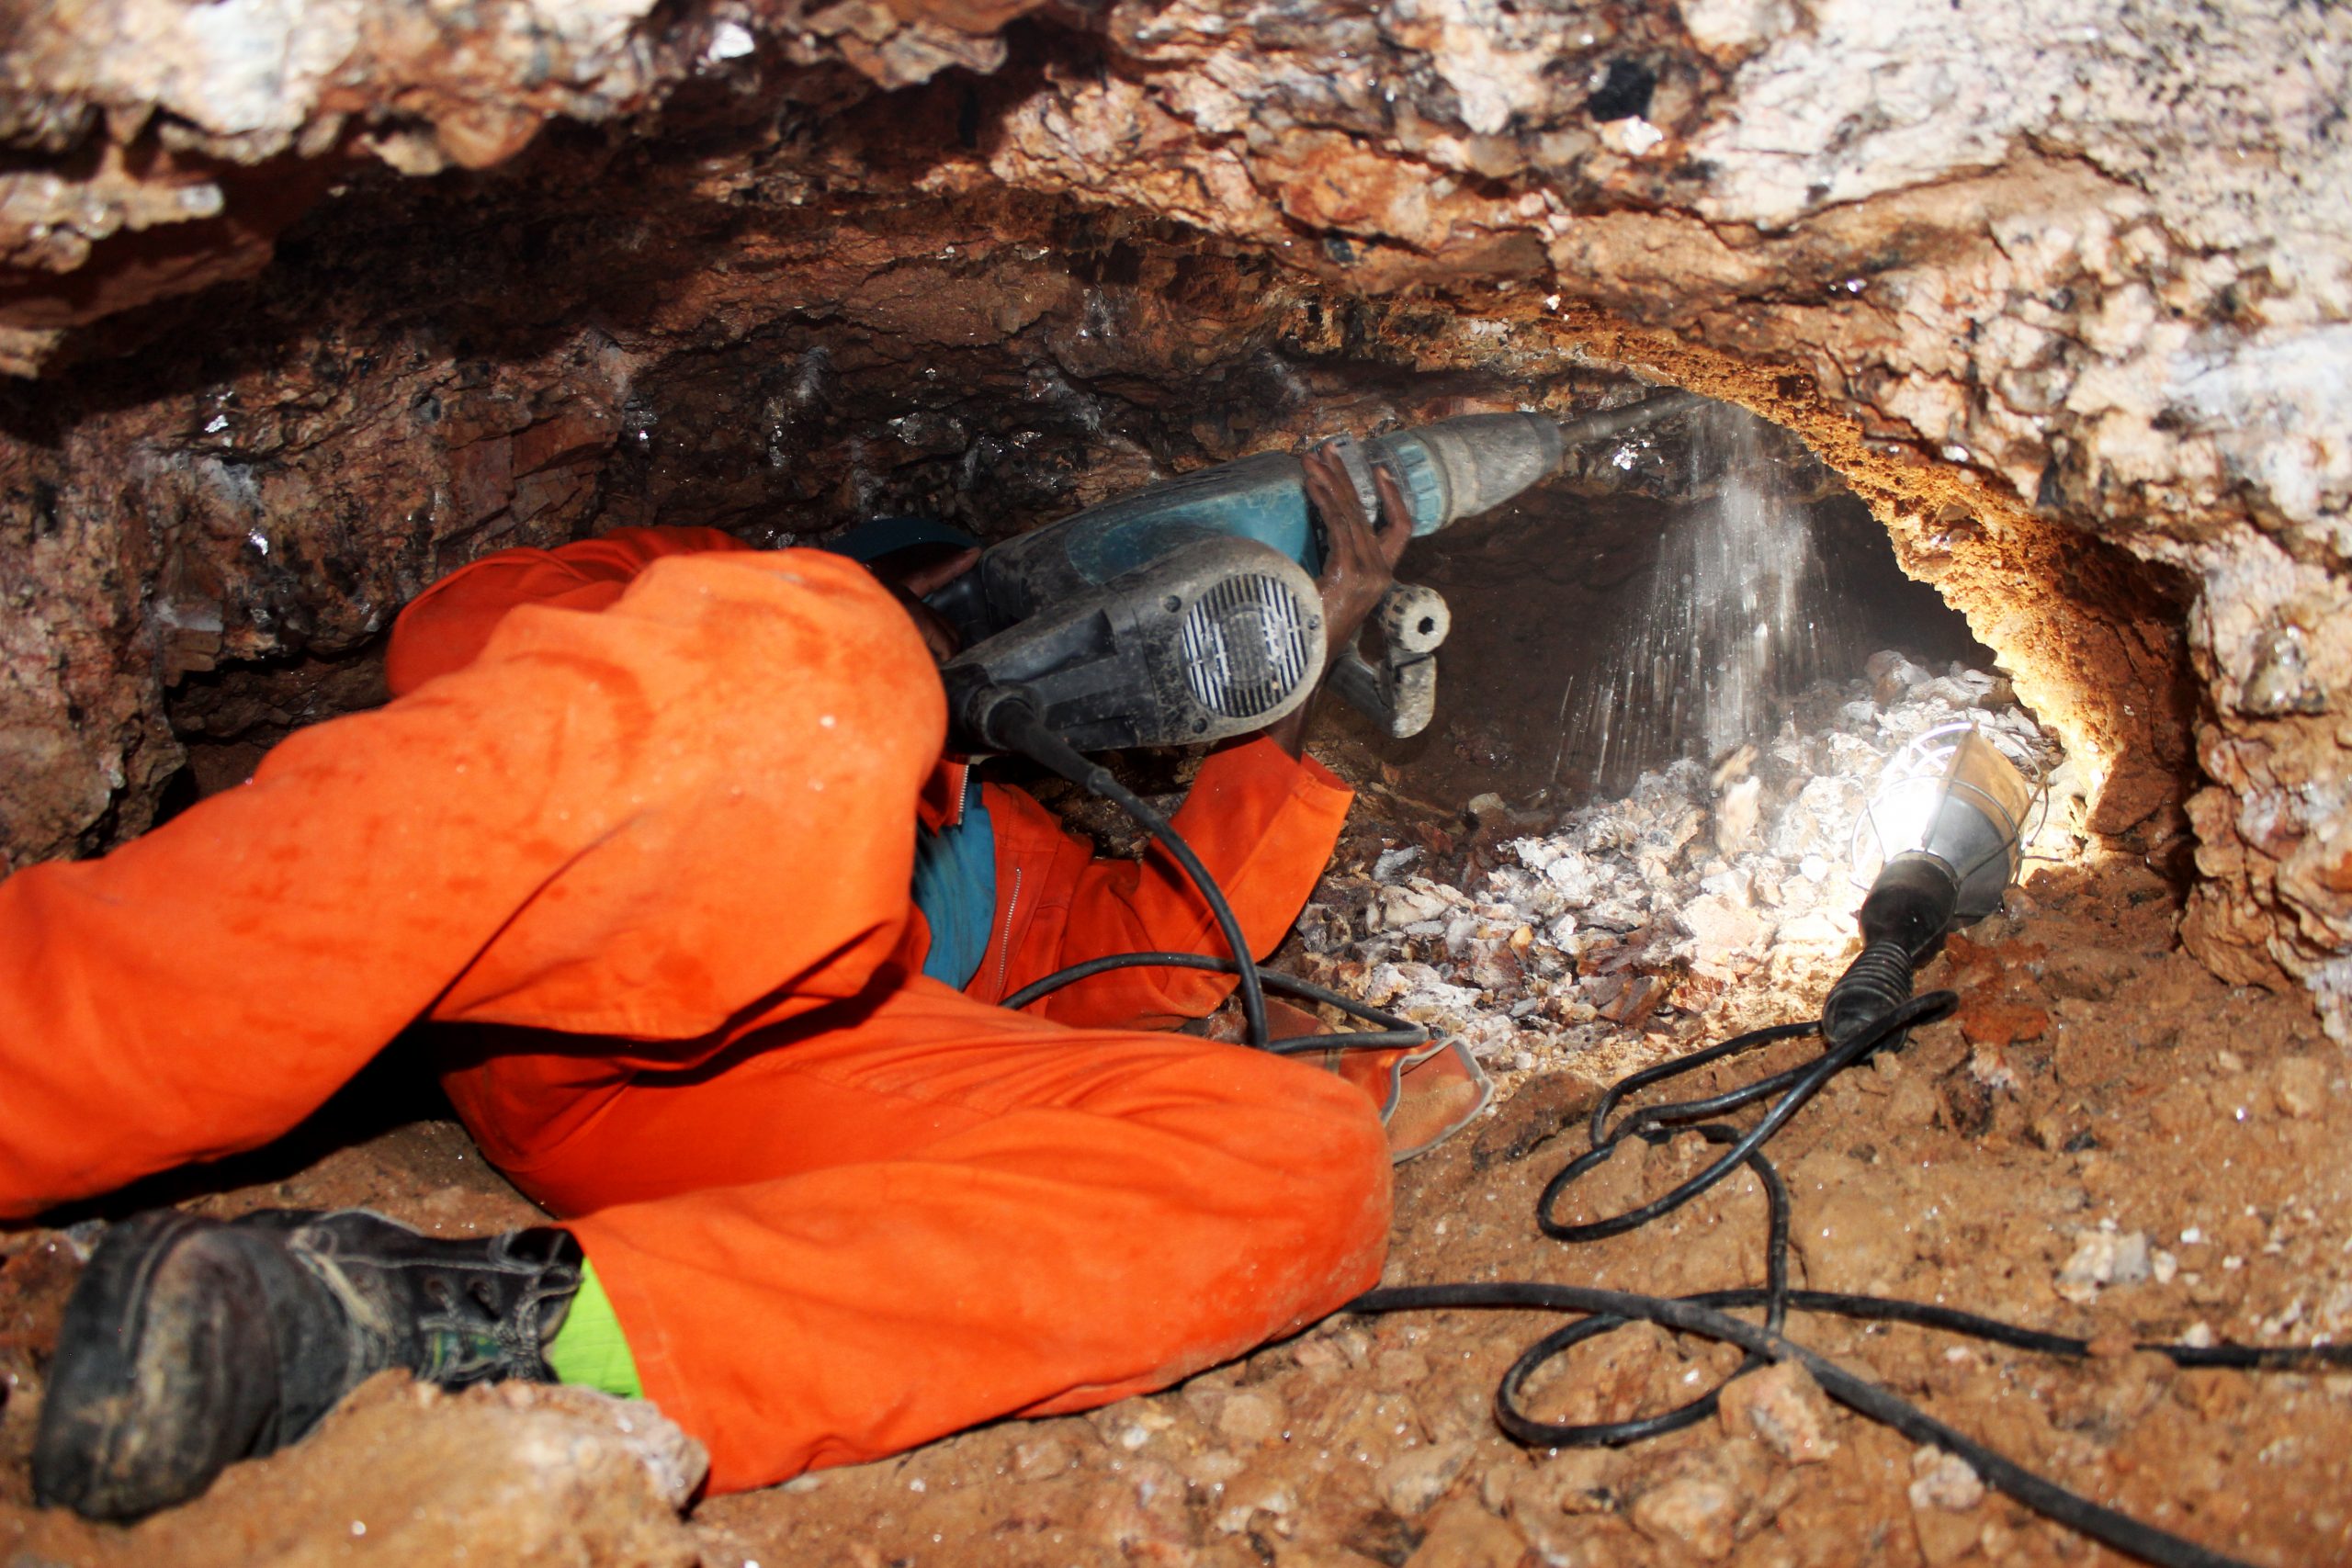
[441,981,1391,1492]
[0,546,1391,1495]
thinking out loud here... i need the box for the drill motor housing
[932,398,1692,755]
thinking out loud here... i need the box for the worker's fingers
[895,547,982,598]
[1301,446,1405,668]
[1336,506,1392,589]
[1298,446,1364,533]
[1370,467,1414,570]
[1304,448,1383,565]
[888,585,964,662]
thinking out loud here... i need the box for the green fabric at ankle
[544,1258,645,1399]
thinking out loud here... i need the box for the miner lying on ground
[4,448,1480,1519]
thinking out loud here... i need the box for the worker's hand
[1298,443,1412,660]
[869,546,979,664]
[1254,445,1412,759]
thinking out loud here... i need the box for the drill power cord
[989,701,2346,1568]
[1006,952,1428,1052]
[987,696,1288,1052]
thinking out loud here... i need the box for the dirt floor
[3,758,2346,1567]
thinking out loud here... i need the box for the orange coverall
[0,528,1391,1494]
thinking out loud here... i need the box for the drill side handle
[1331,648,1437,739]
[1330,582,1447,739]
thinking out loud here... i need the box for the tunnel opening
[3,10,2348,1565]
[1316,396,2000,810]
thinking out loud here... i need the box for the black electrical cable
[1360,1278,2315,1568]
[991,702,1276,1050]
[1351,993,2352,1568]
[1004,952,1430,1052]
[989,705,2348,1567]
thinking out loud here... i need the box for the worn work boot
[32,1208,582,1521]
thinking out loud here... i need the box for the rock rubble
[1302,653,2064,1078]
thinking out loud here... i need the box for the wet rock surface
[0,130,1673,871]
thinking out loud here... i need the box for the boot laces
[297,1228,576,1390]
[412,1248,573,1386]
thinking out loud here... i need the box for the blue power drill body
[930,396,1694,755]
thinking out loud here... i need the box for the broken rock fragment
[2054,1225,2153,1303]
[1376,1438,1478,1518]
[1317,660,2056,1077]
[1715,1360,1838,1463]
[0,1374,705,1566]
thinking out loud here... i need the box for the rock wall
[0,1,2345,1031]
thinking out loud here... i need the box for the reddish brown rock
[1958,1002,2051,1047]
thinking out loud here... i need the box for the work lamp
[1825,724,2040,1043]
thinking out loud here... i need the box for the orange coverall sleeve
[0,547,942,1215]
[981,739,1353,1032]
[386,525,747,696]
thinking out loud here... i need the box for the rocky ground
[698,867,2352,1568]
[2,646,2346,1567]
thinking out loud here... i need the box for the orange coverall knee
[0,531,1392,1495]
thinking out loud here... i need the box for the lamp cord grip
[1822,937,1918,1048]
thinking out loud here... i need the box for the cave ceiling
[0,0,2347,1035]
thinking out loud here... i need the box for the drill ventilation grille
[1179,573,1316,719]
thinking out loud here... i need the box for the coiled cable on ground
[1352,991,2352,1568]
